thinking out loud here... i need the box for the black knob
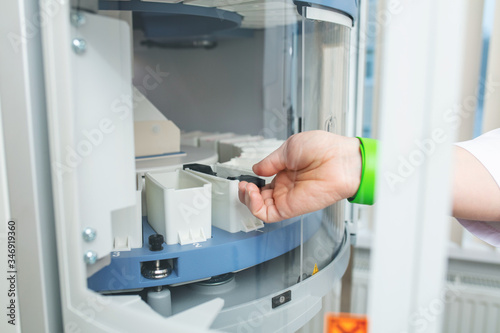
[148,234,164,251]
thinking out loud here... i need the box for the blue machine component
[100,0,357,40]
[99,0,242,39]
[294,0,358,22]
[88,214,322,292]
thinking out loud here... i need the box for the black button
[272,290,291,309]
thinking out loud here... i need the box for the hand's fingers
[252,142,287,177]
[238,181,247,204]
[244,182,263,215]
[244,182,283,223]
[260,184,275,202]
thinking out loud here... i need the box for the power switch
[272,290,291,309]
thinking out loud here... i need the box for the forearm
[348,139,500,221]
[452,146,500,221]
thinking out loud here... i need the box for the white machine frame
[0,0,483,332]
[368,1,468,332]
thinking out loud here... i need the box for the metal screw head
[82,227,96,242]
[70,11,86,27]
[72,38,87,55]
[148,234,164,251]
[83,251,98,265]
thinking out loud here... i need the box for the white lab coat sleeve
[454,128,500,247]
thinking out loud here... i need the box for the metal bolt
[82,227,96,242]
[83,251,98,265]
[70,11,86,27]
[148,234,164,251]
[72,38,87,55]
[152,125,161,134]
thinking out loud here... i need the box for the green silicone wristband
[348,137,378,205]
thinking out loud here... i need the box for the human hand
[238,130,362,222]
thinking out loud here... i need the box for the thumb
[252,142,287,177]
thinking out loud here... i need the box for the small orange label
[324,313,368,333]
